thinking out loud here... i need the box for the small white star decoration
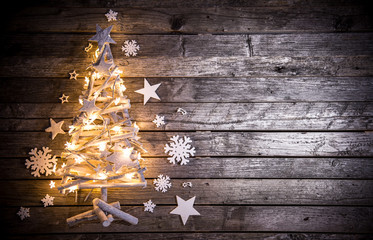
[59,94,69,104]
[69,70,79,80]
[153,115,166,127]
[79,98,101,116]
[45,118,65,140]
[170,196,200,225]
[135,78,161,105]
[105,9,118,22]
[143,199,156,213]
[17,207,30,220]
[41,194,55,207]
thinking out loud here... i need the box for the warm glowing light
[75,156,84,164]
[79,99,83,105]
[83,124,95,130]
[61,163,67,169]
[94,48,99,59]
[92,71,101,80]
[98,142,106,152]
[97,172,107,180]
[84,77,90,87]
[133,122,139,130]
[68,125,75,134]
[113,69,123,75]
[65,142,76,150]
[119,84,126,93]
[114,97,121,105]
[124,172,136,179]
[68,186,78,193]
[111,125,121,133]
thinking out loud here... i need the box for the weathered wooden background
[1,0,373,239]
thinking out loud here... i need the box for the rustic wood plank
[1,102,372,131]
[3,206,373,233]
[1,56,372,77]
[2,179,372,206]
[1,132,373,157]
[3,33,373,58]
[5,4,373,34]
[1,77,373,103]
[2,157,372,180]
[7,233,373,240]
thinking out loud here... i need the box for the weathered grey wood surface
[1,77,373,103]
[2,179,373,206]
[2,157,373,180]
[2,0,373,239]
[4,206,373,233]
[2,132,373,157]
[1,102,372,131]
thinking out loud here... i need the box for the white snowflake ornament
[41,194,55,207]
[153,174,172,192]
[25,147,57,177]
[153,115,165,127]
[121,40,140,57]
[49,180,56,189]
[164,135,196,165]
[143,199,156,213]
[17,207,30,220]
[105,9,118,22]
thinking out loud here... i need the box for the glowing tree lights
[56,24,147,226]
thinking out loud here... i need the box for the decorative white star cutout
[92,45,114,75]
[79,98,101,116]
[89,24,116,51]
[69,70,79,80]
[170,196,200,225]
[135,78,161,105]
[59,94,69,104]
[49,180,56,189]
[45,118,65,140]
[107,145,135,171]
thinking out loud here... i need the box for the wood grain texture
[1,56,372,77]
[7,233,373,240]
[3,206,373,233]
[1,102,372,131]
[2,157,372,180]
[1,77,373,103]
[3,33,373,58]
[2,179,373,206]
[2,132,373,157]
[5,4,373,34]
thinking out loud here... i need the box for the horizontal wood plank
[3,206,373,233]
[1,132,373,157]
[5,4,373,34]
[1,77,373,103]
[1,102,372,131]
[2,157,372,180]
[1,56,372,77]
[7,233,373,240]
[2,179,372,206]
[3,33,373,58]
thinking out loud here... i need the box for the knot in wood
[170,15,185,31]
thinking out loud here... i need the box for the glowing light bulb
[98,172,107,180]
[75,156,84,164]
[119,84,126,93]
[114,97,121,105]
[112,126,121,133]
[68,186,78,193]
[65,142,76,150]
[79,99,83,105]
[98,142,106,152]
[84,77,90,87]
[133,122,139,130]
[124,172,136,179]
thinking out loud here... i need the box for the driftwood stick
[66,201,120,226]
[93,198,138,225]
[93,199,111,227]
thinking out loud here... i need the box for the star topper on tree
[56,24,149,227]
